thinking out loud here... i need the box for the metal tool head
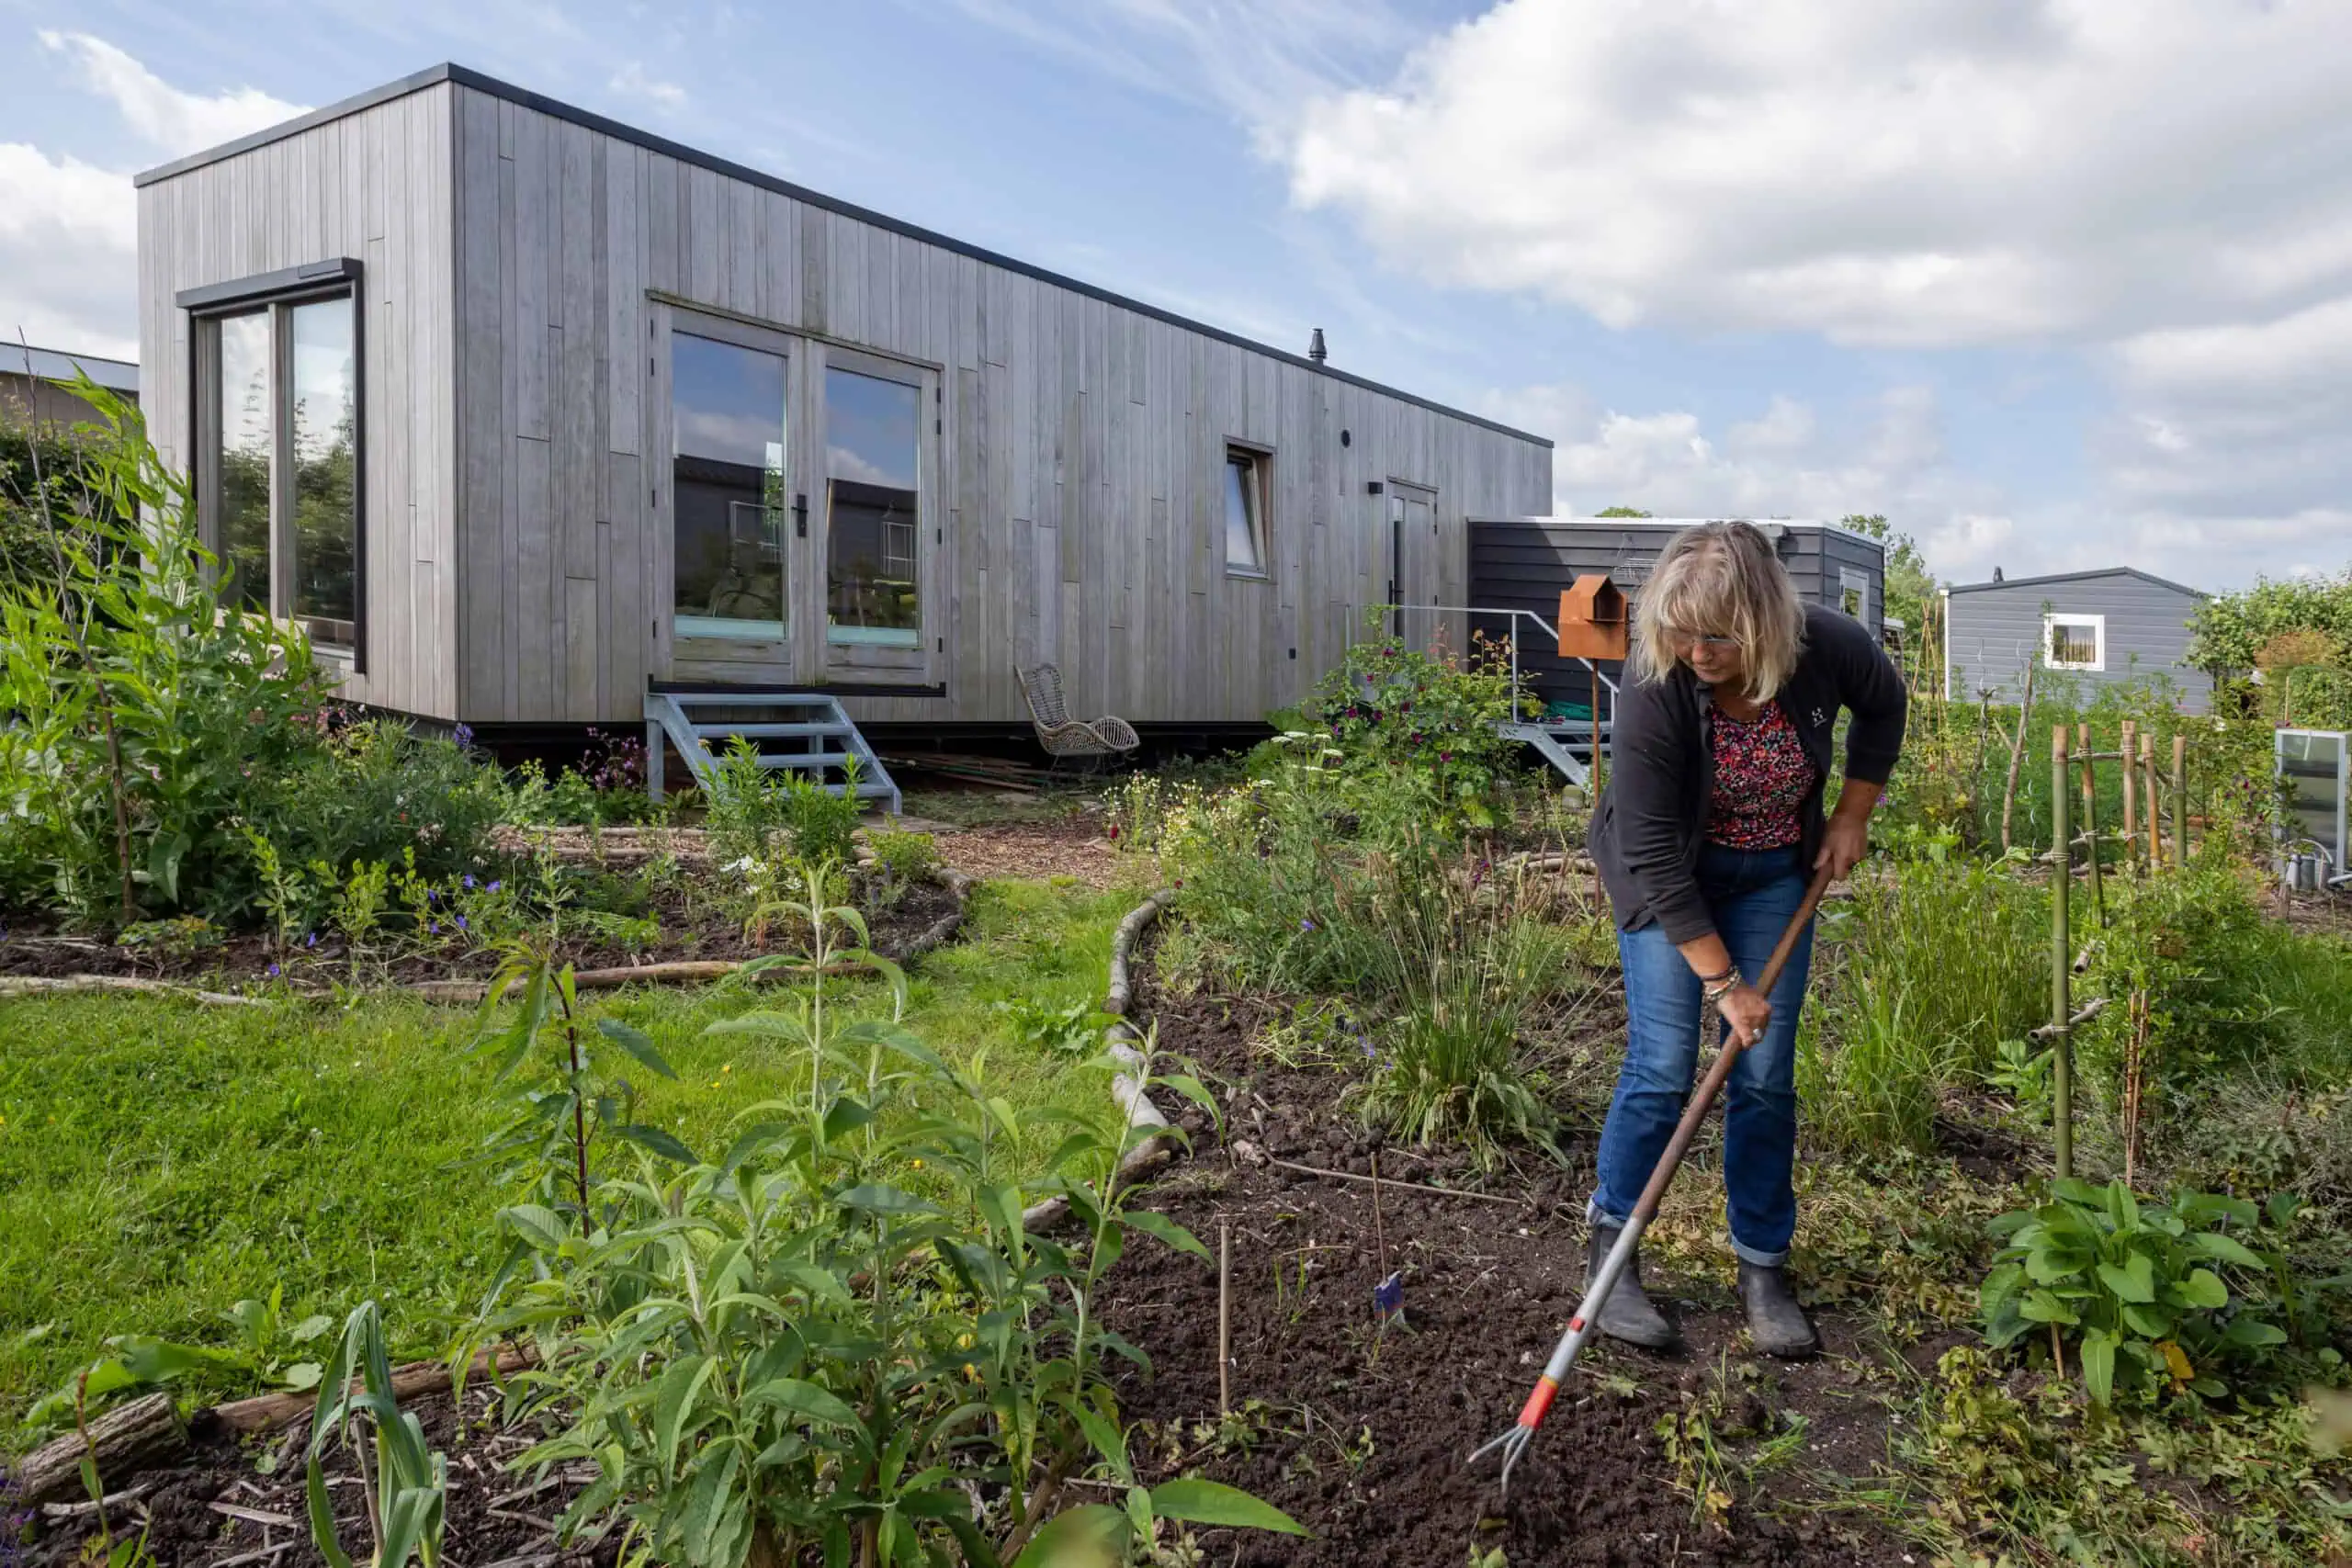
[1467,1421,1535,1495]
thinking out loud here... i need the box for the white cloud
[0,41,307,356]
[609,62,687,109]
[1283,0,2352,351]
[39,32,302,154]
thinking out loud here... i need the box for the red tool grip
[1516,1374,1560,1429]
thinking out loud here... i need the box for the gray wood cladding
[141,76,1550,727]
[137,84,459,717]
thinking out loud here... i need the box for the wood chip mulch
[933,818,1133,891]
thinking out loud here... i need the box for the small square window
[1838,568,1869,621]
[1224,446,1268,579]
[2045,613,2105,671]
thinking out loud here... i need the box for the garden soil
[26,1380,615,1568]
[1098,967,1918,1566]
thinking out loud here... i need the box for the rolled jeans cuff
[1585,1197,1789,1269]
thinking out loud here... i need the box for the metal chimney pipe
[1307,328,1327,364]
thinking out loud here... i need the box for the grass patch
[0,879,1133,1428]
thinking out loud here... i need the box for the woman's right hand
[1716,982,1772,1047]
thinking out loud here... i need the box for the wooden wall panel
[134,84,459,719]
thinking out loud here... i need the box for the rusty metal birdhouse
[1557,574,1629,661]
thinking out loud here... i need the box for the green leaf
[837,1183,941,1218]
[378,1483,437,1568]
[684,1445,743,1566]
[2120,1303,2175,1339]
[595,1018,679,1079]
[745,1377,863,1429]
[1152,1073,1220,1118]
[2096,1255,2156,1304]
[2174,1269,2229,1311]
[2018,1290,2080,1325]
[500,1203,569,1251]
[1008,1505,1128,1568]
[614,1122,701,1167]
[2186,1232,2267,1271]
[823,1098,875,1142]
[2024,1247,2090,1285]
[2221,1314,2287,1348]
[1148,1478,1309,1535]
[653,1355,718,1473]
[1069,1403,1132,1483]
[2079,1328,2118,1409]
[1120,1209,1211,1262]
[306,1456,356,1568]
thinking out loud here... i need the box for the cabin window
[672,332,789,640]
[1838,568,1869,621]
[196,290,360,655]
[2045,612,2105,671]
[824,364,923,648]
[1224,446,1268,578]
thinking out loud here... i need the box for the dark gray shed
[1465,517,1885,719]
[1943,567,2211,713]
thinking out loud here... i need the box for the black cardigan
[1590,604,1907,942]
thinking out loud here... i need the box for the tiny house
[1465,516,1887,718]
[130,64,1552,741]
[1944,567,2210,713]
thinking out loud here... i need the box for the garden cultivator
[1470,865,1833,1495]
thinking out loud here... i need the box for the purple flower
[304,931,317,948]
[427,920,439,935]
[453,722,475,748]
[455,915,468,931]
[487,879,503,893]
[426,887,437,903]
[1374,1272,1404,1314]
[463,874,476,890]
[266,964,280,978]
[1299,917,1317,933]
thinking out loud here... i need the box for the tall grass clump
[1800,854,2046,1155]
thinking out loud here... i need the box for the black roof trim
[176,257,363,313]
[1947,566,2207,600]
[136,63,1552,449]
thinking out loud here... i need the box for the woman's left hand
[1816,813,1870,881]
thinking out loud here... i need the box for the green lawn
[0,880,1135,1430]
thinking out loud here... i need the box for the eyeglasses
[1667,629,1742,651]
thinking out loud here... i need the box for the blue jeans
[1588,843,1817,1267]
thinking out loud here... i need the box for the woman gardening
[1586,520,1906,1359]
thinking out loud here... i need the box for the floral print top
[1707,700,1816,850]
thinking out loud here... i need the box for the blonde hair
[1629,521,1807,701]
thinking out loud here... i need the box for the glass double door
[662,305,938,685]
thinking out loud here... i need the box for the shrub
[705,739,864,870]
[1305,620,1526,832]
[0,385,337,923]
[246,720,507,901]
[1981,1178,2297,1407]
[865,825,938,911]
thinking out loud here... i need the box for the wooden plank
[566,573,600,720]
[455,87,505,719]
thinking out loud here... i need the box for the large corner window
[2045,612,2105,671]
[824,362,922,648]
[673,331,789,640]
[193,267,361,655]
[1224,445,1268,579]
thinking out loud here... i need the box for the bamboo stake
[2143,732,2161,868]
[1370,1150,1389,1275]
[2077,723,2104,924]
[2171,733,2189,866]
[2001,658,2039,854]
[2120,720,2138,870]
[1217,1219,1232,1416]
[2122,991,2148,1189]
[2052,725,2075,1180]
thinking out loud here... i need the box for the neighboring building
[0,344,140,430]
[130,63,1552,734]
[1465,516,1887,718]
[1944,567,2211,712]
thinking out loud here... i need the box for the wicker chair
[1018,663,1141,771]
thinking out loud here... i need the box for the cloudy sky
[4,0,2347,588]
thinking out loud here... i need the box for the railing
[1349,604,1620,725]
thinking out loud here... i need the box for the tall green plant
[304,1301,449,1568]
[0,378,334,920]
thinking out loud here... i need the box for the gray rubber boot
[1585,1224,1679,1350]
[1737,1262,1820,1359]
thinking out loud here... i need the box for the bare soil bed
[1099,964,1920,1566]
[26,1381,610,1568]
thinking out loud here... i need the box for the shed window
[195,288,361,655]
[2045,613,2105,671]
[825,364,923,648]
[1224,446,1268,578]
[1838,568,1869,621]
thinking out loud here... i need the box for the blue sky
[5,0,2348,589]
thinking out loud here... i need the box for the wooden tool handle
[1629,863,1833,1224]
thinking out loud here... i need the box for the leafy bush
[705,739,865,870]
[1305,621,1526,832]
[245,720,507,900]
[865,825,938,911]
[479,873,1296,1566]
[1981,1178,2298,1407]
[0,387,338,922]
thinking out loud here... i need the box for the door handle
[794,493,808,537]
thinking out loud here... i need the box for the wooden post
[2052,725,2074,1180]
[2126,719,2144,864]
[2171,733,2189,866]
[2000,658,2039,854]
[2077,723,2103,923]
[2143,731,2162,868]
